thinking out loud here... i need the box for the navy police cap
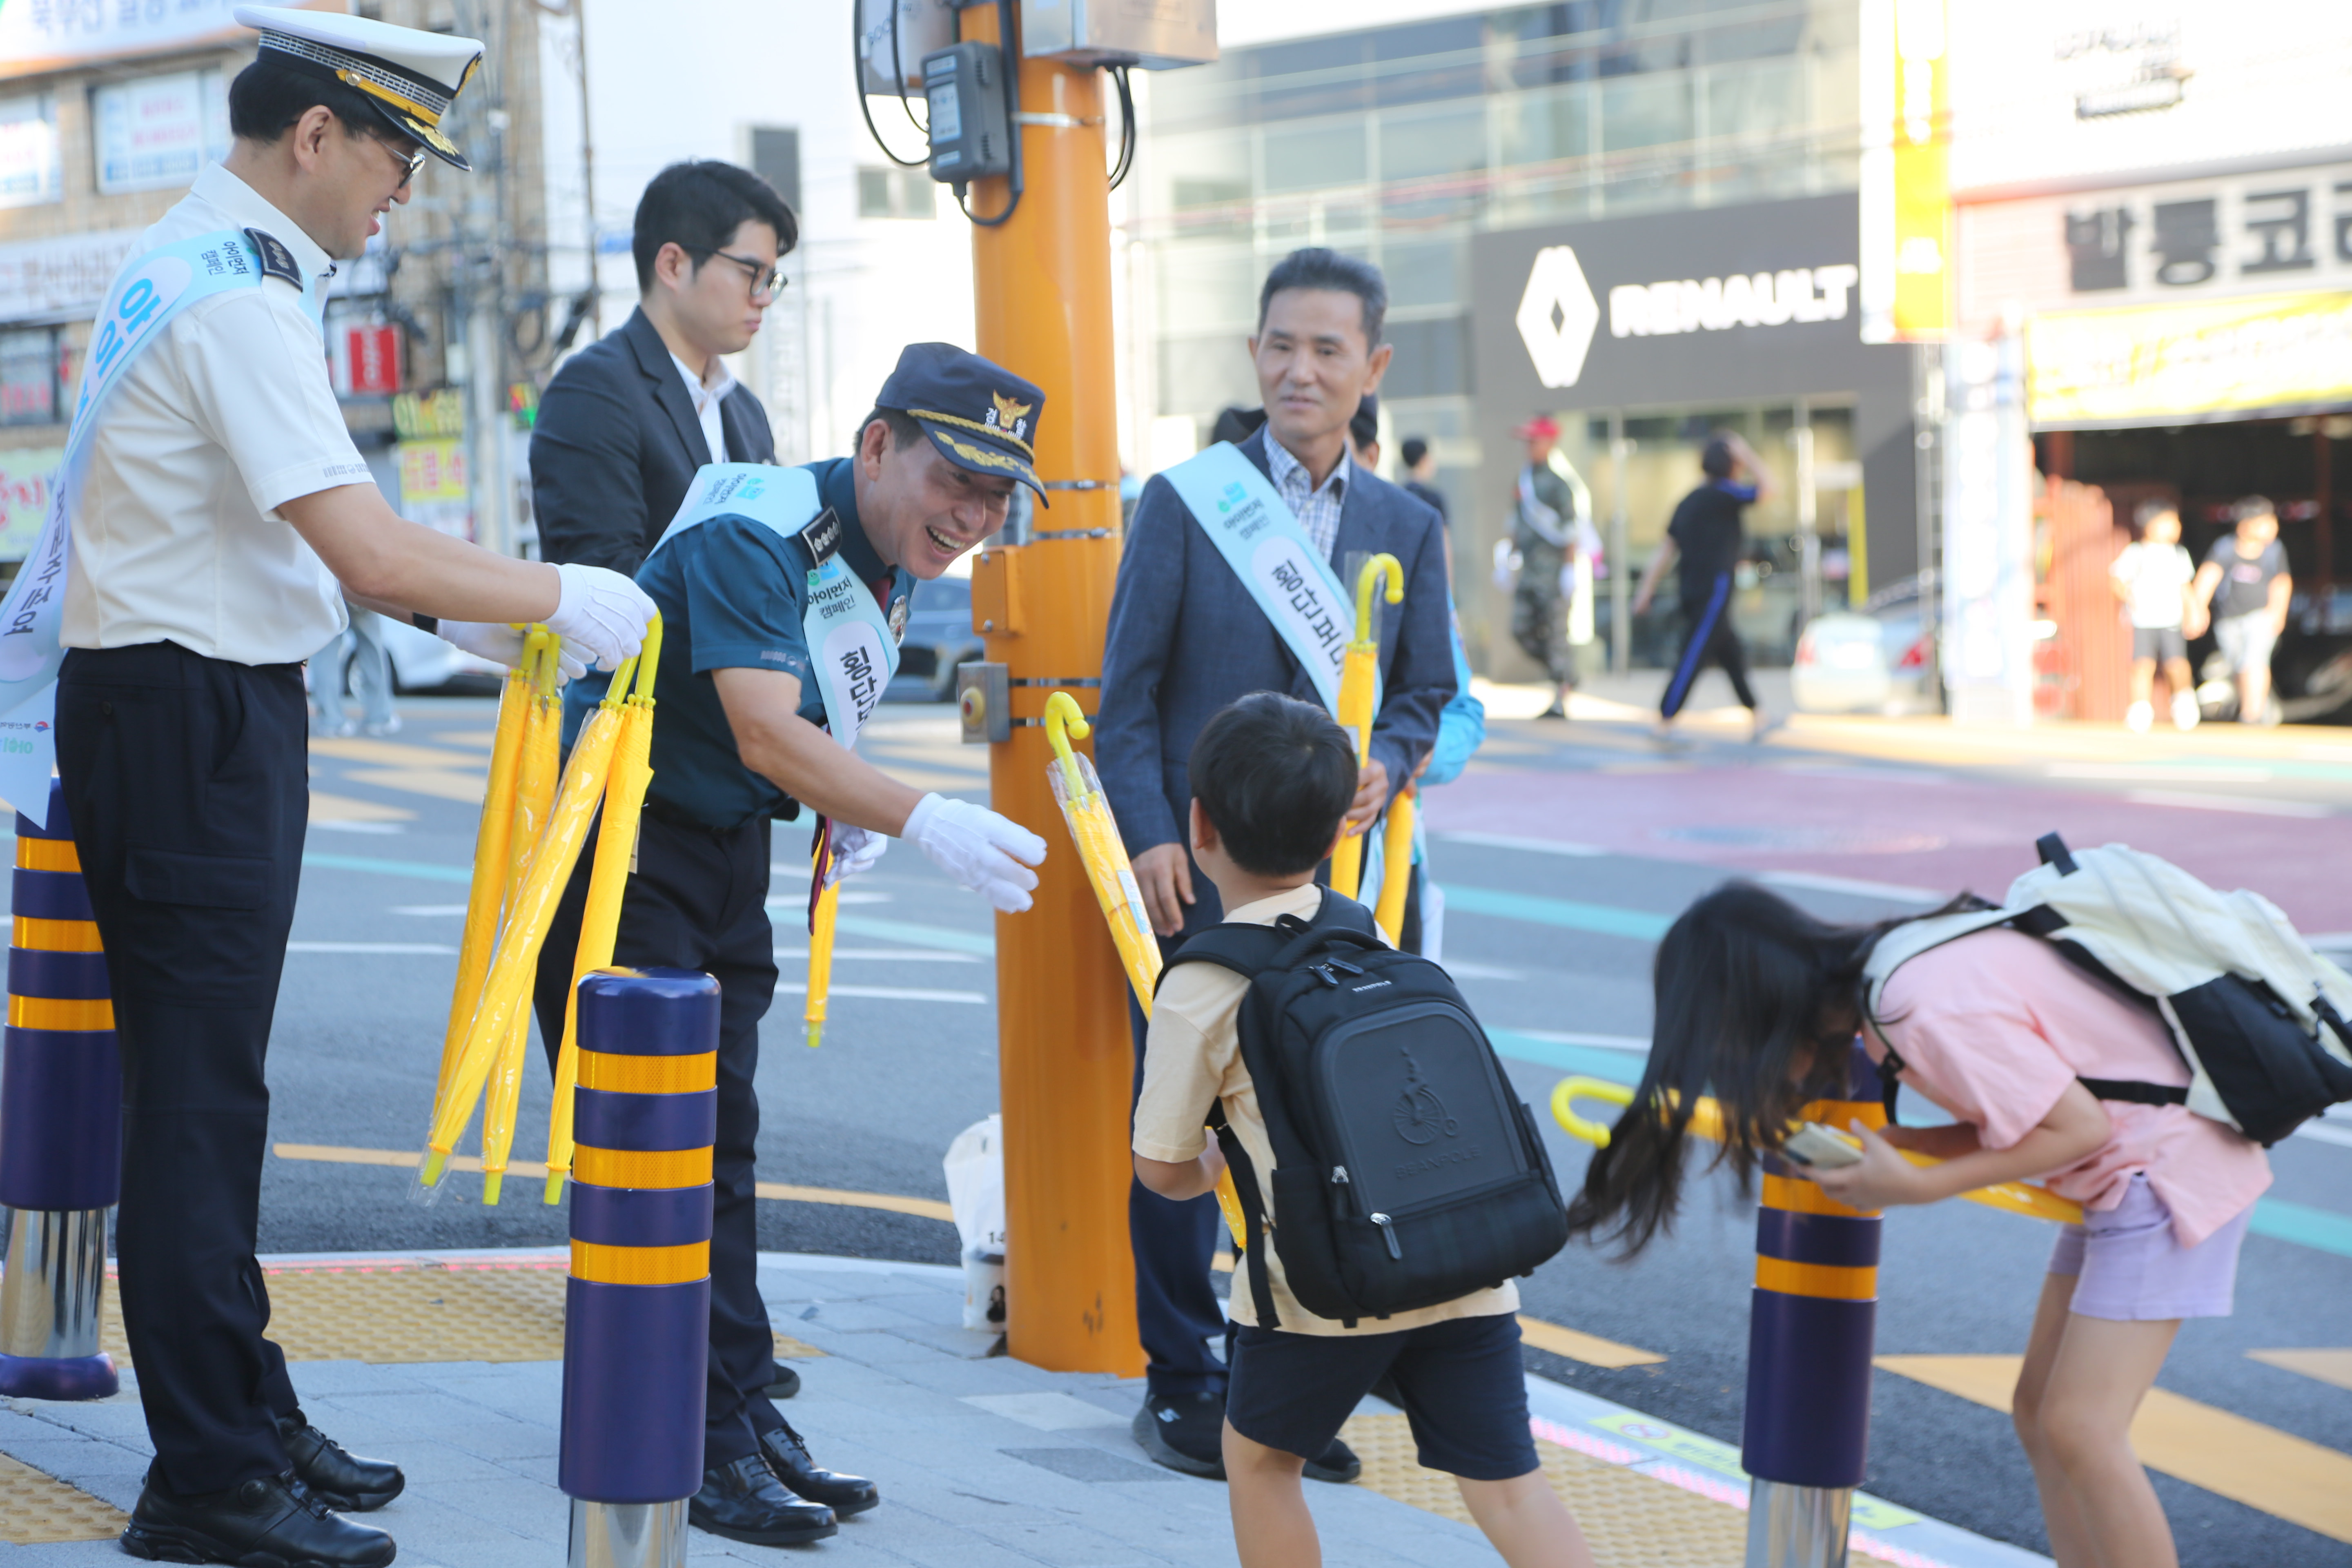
[878,343,1048,503]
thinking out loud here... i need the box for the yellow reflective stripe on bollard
[11,917,100,952]
[576,1049,718,1095]
[8,996,112,1031]
[570,1239,711,1285]
[16,837,78,872]
[1761,1174,1878,1219]
[1755,1256,1878,1300]
[572,1145,714,1190]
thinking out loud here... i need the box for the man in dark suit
[533,160,791,574]
[1096,247,1456,1479]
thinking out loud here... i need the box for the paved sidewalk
[0,1250,2047,1568]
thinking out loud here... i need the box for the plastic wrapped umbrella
[1372,782,1416,947]
[804,829,840,1049]
[1327,553,1402,900]
[1041,693,1243,1241]
[419,632,626,1199]
[543,617,662,1202]
[432,638,539,1115]
[477,634,566,1203]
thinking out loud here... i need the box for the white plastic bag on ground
[942,1114,1007,1331]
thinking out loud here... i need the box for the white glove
[546,562,657,673]
[436,620,587,683]
[823,824,890,889]
[903,793,1047,913]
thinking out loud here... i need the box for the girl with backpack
[1569,882,2270,1568]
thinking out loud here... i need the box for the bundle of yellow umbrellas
[415,618,663,1205]
[1326,554,1416,946]
[1040,693,1247,1241]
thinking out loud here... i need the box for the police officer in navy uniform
[532,342,1050,1548]
[55,11,656,1566]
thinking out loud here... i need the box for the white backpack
[1861,833,2352,1147]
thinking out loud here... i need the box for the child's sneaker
[2172,691,2201,731]
[2125,701,2153,733]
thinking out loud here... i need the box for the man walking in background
[1509,415,1580,720]
[1634,430,1775,744]
[2192,496,2293,725]
[1401,436,1448,527]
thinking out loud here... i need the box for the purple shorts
[2047,1173,2252,1321]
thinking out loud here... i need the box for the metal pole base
[0,1207,116,1400]
[568,1499,687,1568]
[1746,1479,1851,1568]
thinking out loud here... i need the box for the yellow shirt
[1132,881,1518,1336]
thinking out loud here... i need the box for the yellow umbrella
[543,618,661,1202]
[1043,693,1160,1006]
[475,637,568,1203]
[1327,554,1402,900]
[1040,693,1243,1239]
[804,868,839,1050]
[1371,783,1416,946]
[1549,1076,2083,1224]
[432,645,537,1116]
[421,637,624,1194]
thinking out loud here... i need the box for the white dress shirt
[64,164,368,665]
[1265,433,1349,562]
[671,352,737,465]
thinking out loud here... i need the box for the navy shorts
[1225,1312,1539,1482]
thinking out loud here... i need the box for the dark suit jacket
[1096,428,1456,925]
[530,306,777,575]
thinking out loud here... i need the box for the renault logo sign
[1515,245,1601,389]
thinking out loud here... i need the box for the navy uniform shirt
[562,457,914,831]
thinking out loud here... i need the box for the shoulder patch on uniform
[244,228,302,287]
[799,508,842,566]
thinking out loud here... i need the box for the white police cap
[234,5,485,172]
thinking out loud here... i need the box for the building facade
[0,0,553,566]
[1124,0,1925,679]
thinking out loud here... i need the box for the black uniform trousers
[54,642,307,1495]
[532,809,782,1469]
[1126,844,1420,1400]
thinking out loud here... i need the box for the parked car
[374,616,503,694]
[886,574,984,702]
[2195,585,2352,725]
[1790,575,1934,715]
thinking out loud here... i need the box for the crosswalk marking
[1876,1354,2352,1544]
[2247,1348,2352,1393]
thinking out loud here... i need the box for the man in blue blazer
[1096,248,1457,1478]
[533,160,789,576]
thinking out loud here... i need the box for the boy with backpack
[1131,692,1592,1568]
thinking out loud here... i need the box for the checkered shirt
[1265,436,1349,562]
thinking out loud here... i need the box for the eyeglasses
[685,245,786,301]
[370,133,427,188]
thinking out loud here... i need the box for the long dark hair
[1566,882,1953,1256]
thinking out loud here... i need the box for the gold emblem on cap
[991,392,1033,428]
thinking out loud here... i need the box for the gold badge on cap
[988,392,1033,442]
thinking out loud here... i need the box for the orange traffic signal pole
[960,4,1144,1376]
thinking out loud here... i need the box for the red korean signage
[347,325,401,396]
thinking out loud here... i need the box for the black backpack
[1161,889,1568,1327]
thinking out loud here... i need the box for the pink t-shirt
[1866,929,2270,1247]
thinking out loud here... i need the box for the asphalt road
[140,695,2352,1564]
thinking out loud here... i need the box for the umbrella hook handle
[1550,1076,1632,1149]
[1044,690,1089,795]
[1352,553,1404,649]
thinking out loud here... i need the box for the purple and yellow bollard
[1742,1040,1885,1568]
[559,967,719,1568]
[0,779,121,1400]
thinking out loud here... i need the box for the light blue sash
[0,229,300,826]
[1159,442,1355,714]
[649,461,900,749]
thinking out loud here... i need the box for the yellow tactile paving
[1342,1412,1749,1566]
[0,1452,126,1544]
[1877,1354,2352,1545]
[94,1257,829,1368]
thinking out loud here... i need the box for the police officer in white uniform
[55,11,655,1566]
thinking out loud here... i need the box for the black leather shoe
[1132,1390,1226,1479]
[120,1467,396,1567]
[764,1360,801,1400]
[277,1410,405,1512]
[688,1453,836,1547]
[1305,1434,1362,1484]
[759,1423,878,1517]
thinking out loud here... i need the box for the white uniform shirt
[63,164,371,664]
[670,352,737,465]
